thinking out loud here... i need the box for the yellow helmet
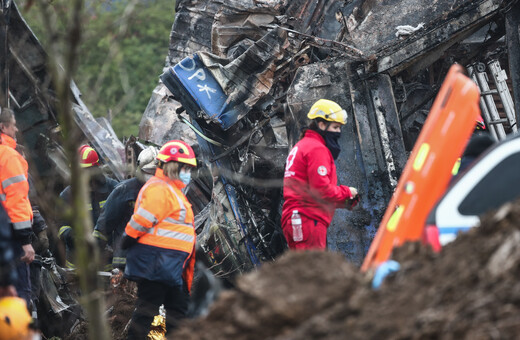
[0,297,31,340]
[307,99,347,125]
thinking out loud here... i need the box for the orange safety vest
[125,168,196,289]
[0,133,33,234]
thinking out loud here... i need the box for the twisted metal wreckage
[142,0,520,276]
[2,0,520,332]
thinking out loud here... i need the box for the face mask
[179,171,191,185]
[322,131,341,160]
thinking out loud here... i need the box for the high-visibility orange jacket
[124,168,196,291]
[0,133,33,245]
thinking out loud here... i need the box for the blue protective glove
[372,260,401,290]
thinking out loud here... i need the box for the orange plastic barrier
[361,64,481,272]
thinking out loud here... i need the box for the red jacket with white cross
[282,129,353,227]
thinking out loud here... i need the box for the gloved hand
[372,260,400,289]
[345,188,360,210]
[121,233,138,250]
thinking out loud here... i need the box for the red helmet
[78,144,100,168]
[156,140,197,167]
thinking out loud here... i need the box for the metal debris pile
[137,0,520,279]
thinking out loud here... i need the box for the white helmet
[137,146,159,174]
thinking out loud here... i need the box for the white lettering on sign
[188,68,206,81]
[177,56,219,100]
[197,84,217,99]
[178,57,196,71]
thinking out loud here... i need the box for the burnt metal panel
[506,1,520,123]
[167,0,221,65]
[340,0,505,75]
[348,69,406,191]
[142,0,517,273]
[376,0,501,75]
[284,0,335,35]
[162,27,287,130]
[138,84,197,146]
[211,3,279,58]
[189,119,261,276]
[344,66,406,265]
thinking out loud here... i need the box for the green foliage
[20,0,176,138]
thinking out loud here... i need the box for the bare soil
[171,198,520,339]
[65,278,137,340]
[67,198,520,339]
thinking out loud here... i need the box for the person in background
[93,146,159,270]
[122,140,197,339]
[0,107,35,307]
[58,144,118,268]
[282,99,359,250]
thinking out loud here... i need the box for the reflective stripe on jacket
[124,168,196,290]
[0,133,33,245]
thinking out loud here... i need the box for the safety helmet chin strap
[316,118,331,134]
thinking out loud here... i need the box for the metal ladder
[467,61,517,141]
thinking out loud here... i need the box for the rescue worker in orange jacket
[282,99,359,250]
[0,108,35,306]
[122,140,197,339]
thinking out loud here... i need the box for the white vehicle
[427,132,520,245]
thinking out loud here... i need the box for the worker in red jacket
[122,140,197,339]
[282,99,359,250]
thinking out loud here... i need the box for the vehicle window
[459,153,520,215]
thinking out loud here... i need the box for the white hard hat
[137,146,159,174]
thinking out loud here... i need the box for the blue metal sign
[166,54,240,130]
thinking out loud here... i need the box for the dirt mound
[65,278,137,340]
[172,199,520,339]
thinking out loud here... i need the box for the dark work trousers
[30,260,42,314]
[127,279,189,340]
[15,261,32,309]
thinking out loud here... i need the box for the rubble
[139,0,520,277]
[3,0,520,337]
